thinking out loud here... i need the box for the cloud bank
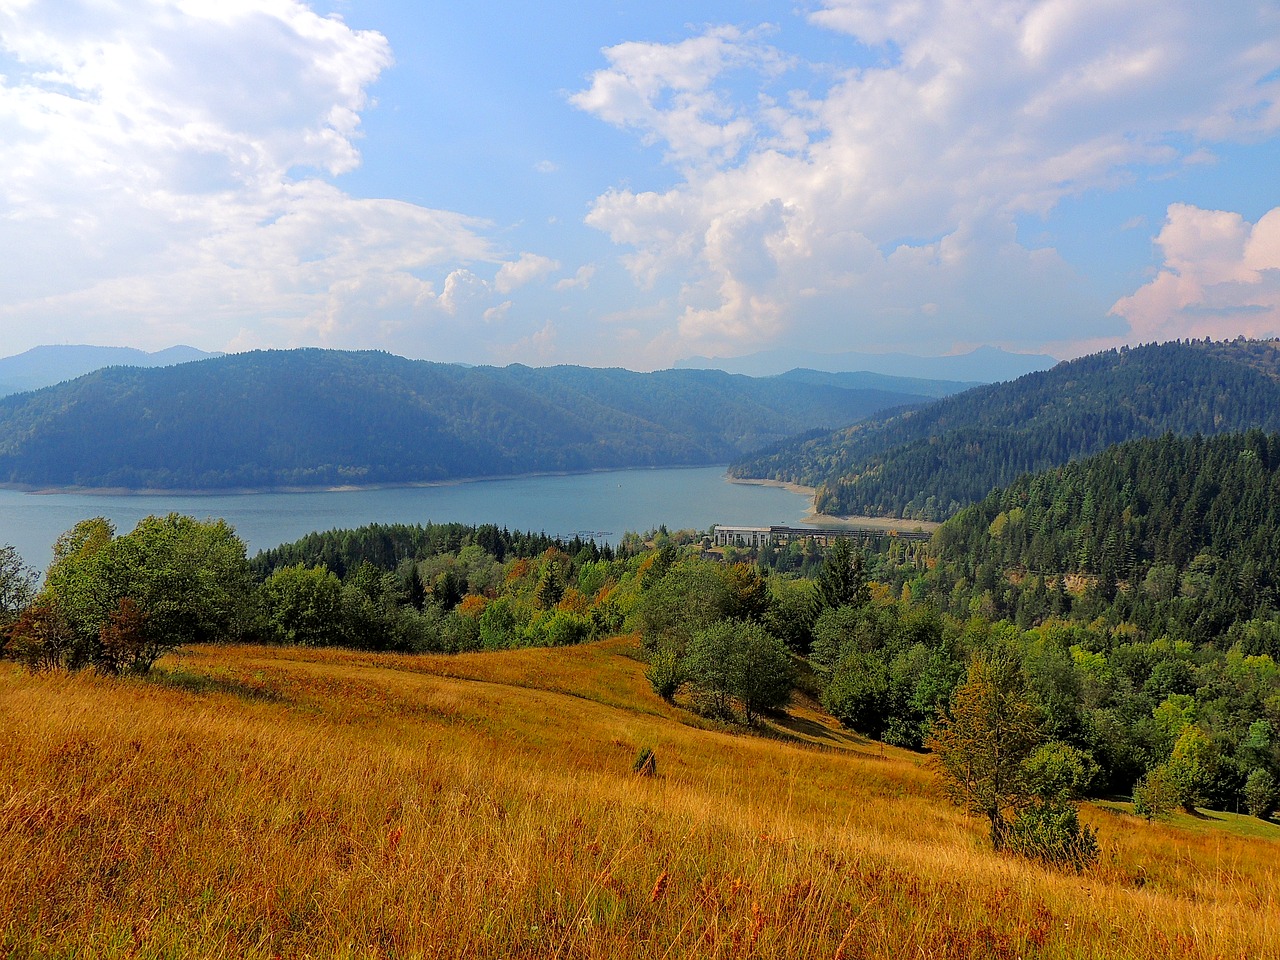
[1113,203,1280,341]
[0,0,550,357]
[573,0,1280,358]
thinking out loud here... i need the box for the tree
[684,620,738,717]
[822,652,891,736]
[259,564,347,647]
[1244,768,1278,819]
[0,544,36,623]
[683,620,792,723]
[1161,725,1218,813]
[39,514,254,671]
[0,544,36,658]
[533,560,564,610]
[927,652,1043,850]
[811,537,870,617]
[730,621,793,723]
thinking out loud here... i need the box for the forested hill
[929,430,1280,641]
[0,349,932,490]
[729,339,1280,521]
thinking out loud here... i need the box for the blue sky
[0,0,1278,369]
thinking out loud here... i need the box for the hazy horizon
[2,2,1277,369]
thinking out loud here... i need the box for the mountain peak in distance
[0,344,223,396]
[675,345,1058,383]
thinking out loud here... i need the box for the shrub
[540,610,593,647]
[645,646,684,701]
[95,598,154,674]
[1243,768,1278,819]
[9,599,79,671]
[633,747,656,777]
[1132,765,1178,820]
[1005,803,1099,871]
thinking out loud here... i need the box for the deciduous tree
[927,652,1042,849]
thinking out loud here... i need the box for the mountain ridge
[0,344,222,396]
[0,348,934,491]
[730,339,1280,521]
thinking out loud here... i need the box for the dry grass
[2,638,1278,958]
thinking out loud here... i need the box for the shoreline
[2,463,734,499]
[723,475,817,498]
[725,475,941,533]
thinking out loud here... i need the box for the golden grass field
[3,637,1279,958]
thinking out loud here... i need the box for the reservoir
[0,466,814,571]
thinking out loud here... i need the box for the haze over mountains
[0,345,221,397]
[0,349,945,490]
[676,345,1057,382]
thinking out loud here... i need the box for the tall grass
[2,639,1277,958]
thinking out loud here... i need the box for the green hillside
[925,430,1280,642]
[0,349,930,490]
[730,339,1280,521]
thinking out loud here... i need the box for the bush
[645,646,684,701]
[633,747,656,777]
[8,599,79,671]
[1132,766,1178,820]
[1244,768,1278,819]
[1005,803,1099,870]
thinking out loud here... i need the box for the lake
[0,467,814,571]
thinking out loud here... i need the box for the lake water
[0,467,813,571]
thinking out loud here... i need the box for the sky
[0,0,1278,370]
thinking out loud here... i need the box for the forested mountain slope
[927,431,1280,640]
[0,349,929,490]
[730,339,1280,520]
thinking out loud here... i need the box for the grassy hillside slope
[3,639,1277,958]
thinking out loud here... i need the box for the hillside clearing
[3,638,1277,958]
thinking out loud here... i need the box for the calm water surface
[0,466,813,571]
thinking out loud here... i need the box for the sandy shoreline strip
[726,475,941,534]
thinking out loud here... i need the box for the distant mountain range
[730,338,1280,521]
[676,345,1057,382]
[0,350,941,490]
[0,344,221,396]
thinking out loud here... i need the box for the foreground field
[3,639,1278,959]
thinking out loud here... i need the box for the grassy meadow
[3,637,1278,959]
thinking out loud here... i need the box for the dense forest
[900,431,1280,645]
[730,338,1280,521]
[0,350,941,490]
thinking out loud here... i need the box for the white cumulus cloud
[1111,204,1280,342]
[573,0,1280,359]
[494,253,561,295]
[0,0,542,357]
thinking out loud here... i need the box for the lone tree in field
[927,651,1042,850]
